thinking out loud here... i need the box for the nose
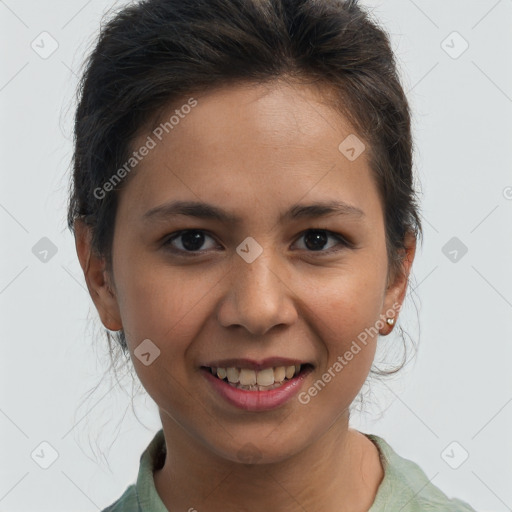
[216,248,298,336]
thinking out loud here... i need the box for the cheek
[301,290,380,413]
[112,261,214,404]
[306,264,386,341]
[303,267,385,387]
[113,254,215,355]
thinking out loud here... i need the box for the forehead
[118,80,382,224]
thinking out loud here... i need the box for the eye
[162,230,219,254]
[161,228,352,256]
[293,229,351,253]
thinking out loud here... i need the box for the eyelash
[161,228,353,257]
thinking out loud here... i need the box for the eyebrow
[142,199,365,224]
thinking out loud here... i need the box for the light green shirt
[102,429,477,511]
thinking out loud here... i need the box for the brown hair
[68,0,422,375]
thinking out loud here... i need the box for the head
[69,0,422,462]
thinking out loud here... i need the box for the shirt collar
[135,429,168,511]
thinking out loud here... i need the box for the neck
[153,412,384,512]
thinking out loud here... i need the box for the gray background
[1,0,511,510]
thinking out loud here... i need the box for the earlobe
[380,232,417,335]
[74,218,123,331]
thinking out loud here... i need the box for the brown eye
[163,230,218,253]
[303,230,329,251]
[294,229,350,253]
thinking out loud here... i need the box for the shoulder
[366,434,477,512]
[101,484,139,512]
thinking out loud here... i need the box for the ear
[74,218,123,331]
[379,231,417,335]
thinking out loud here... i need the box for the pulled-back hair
[68,0,422,371]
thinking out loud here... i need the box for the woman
[68,0,477,510]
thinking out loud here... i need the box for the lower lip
[201,367,312,411]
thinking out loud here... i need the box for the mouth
[201,361,314,392]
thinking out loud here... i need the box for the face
[78,80,414,464]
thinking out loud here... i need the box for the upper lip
[201,357,311,371]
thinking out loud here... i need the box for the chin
[206,427,316,466]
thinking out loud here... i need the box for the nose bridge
[217,241,297,335]
[237,244,279,294]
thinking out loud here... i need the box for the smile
[208,364,304,391]
[200,361,314,411]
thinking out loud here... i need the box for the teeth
[226,367,239,383]
[256,368,274,386]
[274,366,286,383]
[210,364,304,387]
[239,369,257,386]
